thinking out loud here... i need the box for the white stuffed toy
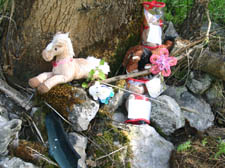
[89,82,114,104]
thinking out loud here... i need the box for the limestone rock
[68,88,99,131]
[0,105,8,120]
[164,21,179,38]
[193,48,225,81]
[186,71,213,94]
[69,132,88,168]
[0,157,37,168]
[0,116,22,156]
[112,112,126,125]
[151,95,185,135]
[205,81,225,109]
[107,90,125,113]
[164,86,214,131]
[128,125,174,168]
[0,93,23,118]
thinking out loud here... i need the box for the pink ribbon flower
[150,48,177,77]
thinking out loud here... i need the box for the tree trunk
[179,0,209,39]
[0,0,141,85]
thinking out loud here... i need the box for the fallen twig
[23,112,45,145]
[170,38,206,57]
[180,106,199,114]
[26,146,59,167]
[103,69,151,83]
[205,8,211,42]
[0,78,32,110]
[95,146,127,161]
[84,135,114,162]
[44,101,73,127]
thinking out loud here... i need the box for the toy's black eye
[55,48,57,51]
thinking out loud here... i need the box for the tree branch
[0,78,32,110]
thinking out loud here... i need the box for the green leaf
[88,69,95,80]
[215,140,225,158]
[201,138,208,147]
[100,59,105,65]
[82,82,88,88]
[89,69,95,76]
[177,140,192,152]
[98,71,106,80]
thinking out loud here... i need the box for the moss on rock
[40,84,85,119]
[86,105,132,168]
[8,140,56,167]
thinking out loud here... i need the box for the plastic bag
[141,1,165,47]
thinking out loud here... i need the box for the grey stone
[128,125,174,168]
[164,86,214,131]
[192,48,225,81]
[68,88,99,131]
[0,93,24,120]
[201,22,225,37]
[0,157,37,168]
[0,116,22,156]
[107,90,125,112]
[0,106,8,120]
[151,95,185,135]
[69,132,88,168]
[164,21,179,38]
[186,71,212,94]
[112,112,126,125]
[205,82,225,108]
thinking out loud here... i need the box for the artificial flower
[150,48,177,77]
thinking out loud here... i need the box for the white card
[127,98,151,120]
[147,23,162,45]
[146,76,166,98]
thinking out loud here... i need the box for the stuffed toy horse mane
[29,32,110,94]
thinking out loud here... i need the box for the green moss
[8,140,57,167]
[85,105,132,168]
[40,84,85,119]
[150,120,167,138]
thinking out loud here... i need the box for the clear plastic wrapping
[142,1,165,47]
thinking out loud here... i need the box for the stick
[95,146,127,161]
[103,55,185,84]
[44,101,73,127]
[26,146,59,167]
[205,8,211,42]
[0,78,32,110]
[170,38,206,57]
[103,69,151,83]
[24,113,45,145]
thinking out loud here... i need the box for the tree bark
[0,0,141,85]
[179,0,209,39]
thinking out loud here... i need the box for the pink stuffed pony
[29,32,110,94]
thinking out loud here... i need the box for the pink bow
[150,48,177,77]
